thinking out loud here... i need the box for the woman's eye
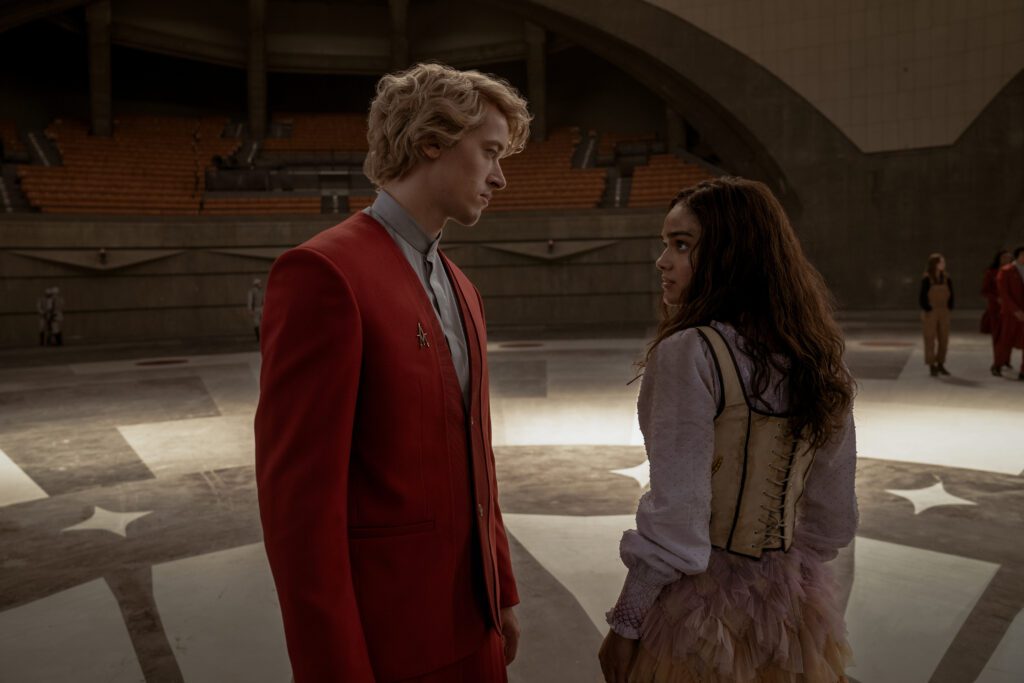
[675,241,689,251]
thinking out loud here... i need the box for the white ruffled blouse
[607,322,859,639]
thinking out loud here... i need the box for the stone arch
[486,0,873,220]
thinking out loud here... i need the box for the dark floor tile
[0,425,154,495]
[0,376,220,430]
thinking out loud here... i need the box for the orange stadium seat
[598,131,657,158]
[202,195,322,215]
[628,154,716,208]
[17,116,239,215]
[487,128,606,211]
[0,119,27,156]
[347,194,376,214]
[263,113,368,153]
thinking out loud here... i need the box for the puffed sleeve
[794,410,859,560]
[606,329,718,638]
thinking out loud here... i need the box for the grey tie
[424,255,449,342]
[424,253,470,403]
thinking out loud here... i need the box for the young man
[255,63,531,682]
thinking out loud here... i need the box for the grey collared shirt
[365,191,470,403]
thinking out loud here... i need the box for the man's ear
[420,140,443,160]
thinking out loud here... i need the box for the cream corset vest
[696,326,817,559]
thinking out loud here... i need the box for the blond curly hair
[364,62,531,186]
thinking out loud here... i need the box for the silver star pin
[885,479,977,515]
[61,506,153,538]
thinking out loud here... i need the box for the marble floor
[0,323,1022,683]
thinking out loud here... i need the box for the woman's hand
[598,629,639,683]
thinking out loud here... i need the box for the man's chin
[451,209,483,227]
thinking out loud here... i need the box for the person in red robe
[255,63,532,681]
[981,249,1011,352]
[993,246,1024,379]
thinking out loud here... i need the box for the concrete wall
[501,0,1023,311]
[546,47,669,136]
[0,211,665,348]
[642,0,1024,153]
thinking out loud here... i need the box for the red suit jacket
[981,268,1000,335]
[255,212,518,682]
[996,263,1024,349]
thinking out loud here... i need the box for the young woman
[982,249,1012,374]
[600,177,857,683]
[919,253,954,376]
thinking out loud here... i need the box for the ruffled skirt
[628,545,852,683]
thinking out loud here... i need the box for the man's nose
[489,164,506,190]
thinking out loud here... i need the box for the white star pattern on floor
[60,506,153,538]
[2,329,1023,683]
[609,461,649,489]
[884,479,978,515]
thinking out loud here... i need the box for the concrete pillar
[524,23,547,141]
[86,0,112,137]
[665,104,685,152]
[247,0,267,140]
[388,0,409,71]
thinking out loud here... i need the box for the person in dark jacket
[919,253,953,376]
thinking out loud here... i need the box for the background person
[919,253,954,376]
[246,278,264,342]
[36,286,64,346]
[982,249,1012,371]
[994,246,1024,380]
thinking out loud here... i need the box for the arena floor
[0,322,1021,683]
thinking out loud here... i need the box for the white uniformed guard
[247,278,264,341]
[36,286,64,346]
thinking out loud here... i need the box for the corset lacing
[756,423,795,548]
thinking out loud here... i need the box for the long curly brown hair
[643,177,854,448]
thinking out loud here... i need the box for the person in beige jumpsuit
[919,253,954,376]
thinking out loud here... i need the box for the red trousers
[995,317,1019,374]
[994,326,1023,371]
[398,629,507,683]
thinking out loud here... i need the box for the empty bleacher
[347,194,375,213]
[487,128,606,211]
[597,131,657,160]
[628,154,716,208]
[203,194,322,215]
[263,114,368,153]
[18,116,240,215]
[0,119,26,158]
[12,118,712,216]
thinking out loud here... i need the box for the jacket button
[477,503,484,517]
[470,417,475,426]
